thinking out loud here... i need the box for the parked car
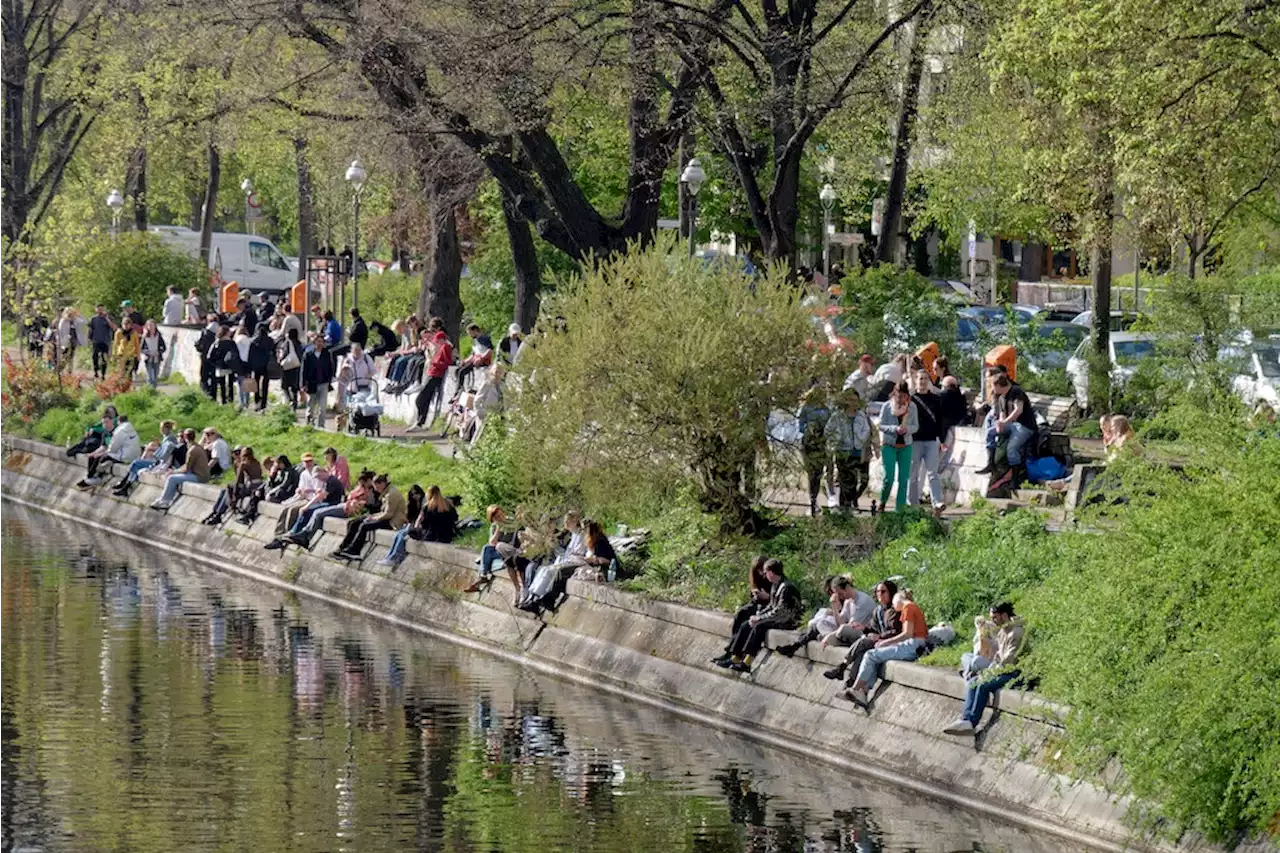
[1231,341,1280,408]
[1070,310,1143,332]
[1022,321,1089,373]
[1065,332,1160,407]
[960,304,1040,327]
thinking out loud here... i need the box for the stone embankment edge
[0,436,1237,853]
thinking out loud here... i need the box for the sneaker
[264,539,286,551]
[943,719,975,736]
[714,657,736,669]
[845,687,869,706]
[404,424,425,433]
[149,500,172,511]
[728,661,751,673]
[710,654,732,665]
[822,665,846,680]
[85,477,104,486]
[375,556,402,567]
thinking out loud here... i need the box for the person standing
[207,325,240,405]
[112,318,142,379]
[843,354,877,401]
[120,300,144,329]
[406,318,453,433]
[498,323,523,365]
[797,387,831,516]
[140,320,167,389]
[88,305,116,379]
[877,382,918,512]
[908,369,946,514]
[162,287,184,326]
[824,391,872,511]
[937,375,967,471]
[277,326,304,409]
[233,323,254,409]
[248,324,275,411]
[303,334,334,427]
[196,314,220,398]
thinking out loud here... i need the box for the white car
[1232,342,1280,408]
[1065,332,1159,408]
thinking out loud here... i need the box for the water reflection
[1,506,1093,853]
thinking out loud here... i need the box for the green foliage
[357,272,419,327]
[459,416,520,512]
[1020,406,1280,842]
[509,238,815,527]
[68,234,204,322]
[460,274,517,341]
[838,264,958,358]
[2,355,83,432]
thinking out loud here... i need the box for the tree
[507,238,814,530]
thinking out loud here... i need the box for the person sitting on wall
[578,518,620,581]
[374,484,430,568]
[844,588,929,706]
[944,602,1026,736]
[268,453,328,538]
[712,557,773,665]
[203,446,263,525]
[824,579,902,684]
[277,468,369,549]
[455,324,494,391]
[322,447,350,491]
[149,429,210,510]
[776,575,875,657]
[715,559,802,674]
[77,413,140,488]
[66,406,116,458]
[464,505,523,596]
[110,420,179,496]
[202,428,233,478]
[235,454,298,524]
[330,473,407,560]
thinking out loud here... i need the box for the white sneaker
[943,719,975,735]
[85,476,104,486]
[404,424,424,433]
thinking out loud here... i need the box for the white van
[151,226,297,294]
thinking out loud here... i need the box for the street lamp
[819,182,837,284]
[345,158,368,311]
[240,177,255,235]
[679,158,706,259]
[106,189,124,239]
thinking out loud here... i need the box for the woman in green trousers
[877,382,919,511]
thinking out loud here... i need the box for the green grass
[29,386,466,496]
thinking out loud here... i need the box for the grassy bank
[28,386,467,500]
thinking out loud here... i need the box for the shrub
[67,233,204,322]
[1,355,84,431]
[837,263,958,358]
[460,415,521,511]
[356,271,419,328]
[509,238,815,530]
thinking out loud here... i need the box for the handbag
[278,341,300,371]
[242,375,258,394]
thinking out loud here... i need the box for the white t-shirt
[162,294,183,325]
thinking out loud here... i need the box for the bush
[460,415,520,511]
[68,233,205,322]
[509,238,815,530]
[838,264,958,358]
[1,355,84,432]
[356,271,419,328]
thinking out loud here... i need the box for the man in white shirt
[272,453,326,535]
[162,287,184,325]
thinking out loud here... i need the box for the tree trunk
[1087,127,1115,413]
[418,179,463,341]
[1186,229,1202,280]
[199,142,220,269]
[294,136,315,263]
[125,146,148,231]
[877,15,930,264]
[502,188,541,332]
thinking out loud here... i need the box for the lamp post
[240,177,255,235]
[345,158,367,310]
[106,189,124,239]
[819,182,836,284]
[679,158,706,259]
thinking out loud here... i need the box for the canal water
[1,506,1092,853]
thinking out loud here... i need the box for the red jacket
[427,332,453,378]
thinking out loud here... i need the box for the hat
[301,452,315,462]
[508,323,522,336]
[121,299,133,307]
[232,445,245,453]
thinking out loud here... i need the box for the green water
[0,506,1092,853]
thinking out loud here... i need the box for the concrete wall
[0,436,1243,853]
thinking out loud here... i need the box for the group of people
[713,558,1026,736]
[64,403,464,568]
[799,351,967,515]
[471,506,623,612]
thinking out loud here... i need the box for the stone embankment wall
[0,436,1230,853]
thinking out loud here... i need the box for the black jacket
[349,316,368,347]
[911,391,944,443]
[208,339,241,372]
[372,322,398,351]
[302,346,334,392]
[757,577,802,626]
[264,466,299,503]
[247,334,274,373]
[938,387,968,431]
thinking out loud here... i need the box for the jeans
[908,439,943,507]
[145,360,160,388]
[960,652,991,680]
[879,445,913,510]
[158,472,200,504]
[124,458,157,484]
[291,503,346,538]
[306,385,329,427]
[962,670,1019,725]
[1002,422,1034,466]
[983,410,998,449]
[384,524,414,562]
[854,638,924,692]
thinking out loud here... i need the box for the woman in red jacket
[406,317,453,433]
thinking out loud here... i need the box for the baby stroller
[346,383,384,437]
